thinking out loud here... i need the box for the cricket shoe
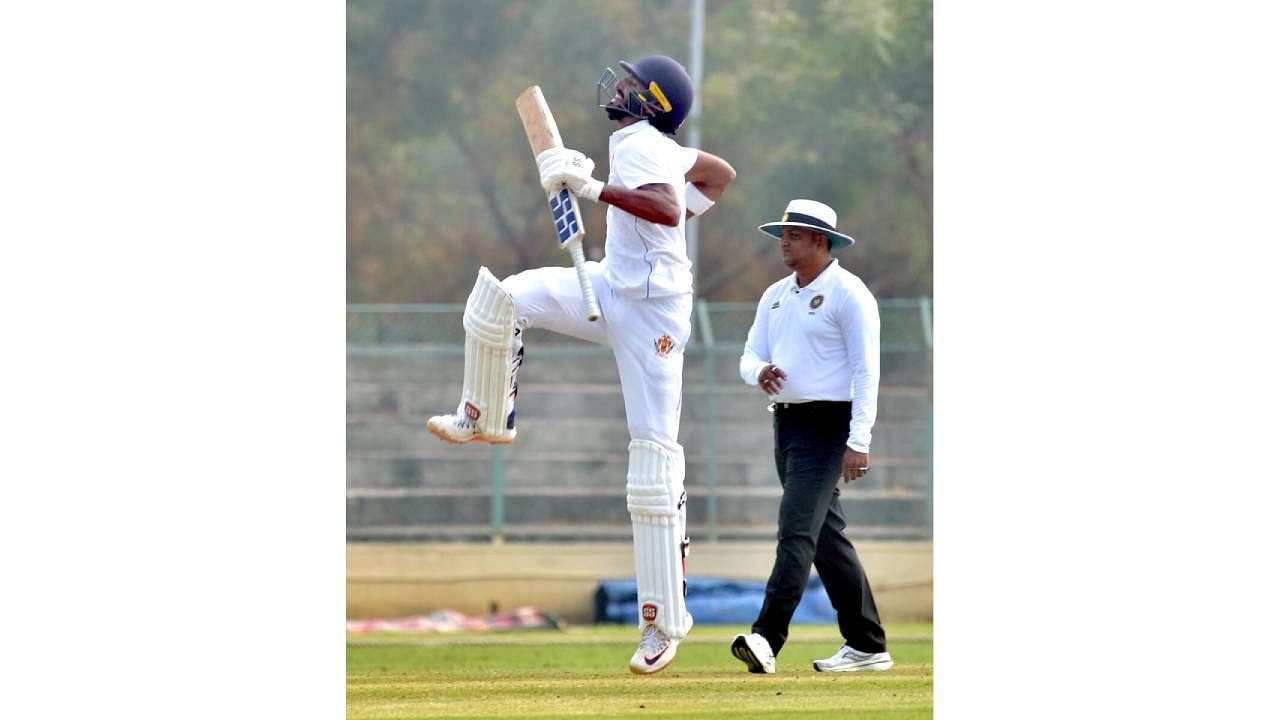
[730,632,776,675]
[812,645,893,672]
[426,411,516,445]
[628,613,694,675]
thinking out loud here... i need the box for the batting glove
[537,148,593,194]
[552,155,604,201]
[536,147,570,176]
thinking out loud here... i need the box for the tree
[346,0,932,302]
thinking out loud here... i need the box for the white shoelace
[639,625,670,654]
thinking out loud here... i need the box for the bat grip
[567,240,601,322]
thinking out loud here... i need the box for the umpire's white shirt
[601,120,698,299]
[739,258,881,452]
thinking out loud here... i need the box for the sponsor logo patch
[770,300,780,310]
[641,603,658,622]
[464,402,480,422]
[809,295,825,310]
[654,334,676,358]
[644,643,671,665]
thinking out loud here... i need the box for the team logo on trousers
[653,334,676,358]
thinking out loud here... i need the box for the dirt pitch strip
[348,623,932,719]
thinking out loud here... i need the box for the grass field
[348,622,932,719]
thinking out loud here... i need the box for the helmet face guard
[596,65,672,122]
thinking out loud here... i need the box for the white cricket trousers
[500,262,691,454]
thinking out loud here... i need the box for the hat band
[780,211,834,231]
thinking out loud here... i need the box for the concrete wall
[347,540,932,623]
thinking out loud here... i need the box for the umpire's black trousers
[751,400,887,656]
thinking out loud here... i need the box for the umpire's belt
[769,400,852,415]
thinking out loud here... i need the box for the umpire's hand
[842,449,870,483]
[757,364,787,395]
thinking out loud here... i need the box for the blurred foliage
[348,0,931,302]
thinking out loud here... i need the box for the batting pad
[461,267,519,439]
[626,439,690,639]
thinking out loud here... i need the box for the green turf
[348,623,932,719]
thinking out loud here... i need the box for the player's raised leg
[500,263,610,346]
[626,439,693,675]
[428,267,521,444]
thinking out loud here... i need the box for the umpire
[729,199,892,674]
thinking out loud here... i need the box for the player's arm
[541,151,683,226]
[599,183,681,226]
[684,150,736,219]
[593,149,737,225]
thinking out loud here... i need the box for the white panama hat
[757,199,855,249]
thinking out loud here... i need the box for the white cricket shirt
[601,120,699,299]
[738,258,881,452]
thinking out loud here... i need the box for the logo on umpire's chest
[809,295,825,310]
[654,334,676,358]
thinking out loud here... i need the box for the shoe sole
[731,636,771,674]
[812,660,894,673]
[628,661,673,676]
[426,423,516,445]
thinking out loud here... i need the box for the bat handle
[567,240,601,322]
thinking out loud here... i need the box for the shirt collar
[787,257,841,293]
[611,118,653,139]
[609,119,654,153]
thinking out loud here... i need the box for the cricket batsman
[427,54,736,674]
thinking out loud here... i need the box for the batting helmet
[597,54,694,135]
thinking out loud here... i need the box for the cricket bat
[515,85,601,322]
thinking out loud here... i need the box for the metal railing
[347,299,933,542]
